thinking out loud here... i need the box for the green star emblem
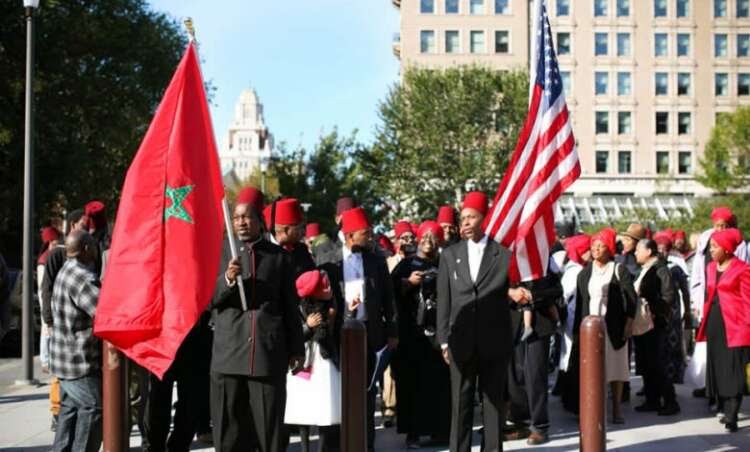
[164,184,194,224]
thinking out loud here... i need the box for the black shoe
[382,415,395,428]
[725,421,739,433]
[50,415,58,432]
[692,388,706,398]
[634,402,660,412]
[658,403,681,416]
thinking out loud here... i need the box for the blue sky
[149,0,400,151]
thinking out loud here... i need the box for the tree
[356,65,529,223]
[0,0,187,264]
[698,107,750,194]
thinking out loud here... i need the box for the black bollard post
[341,319,367,451]
[579,315,606,451]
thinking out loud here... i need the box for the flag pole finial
[184,17,196,42]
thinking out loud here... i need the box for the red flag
[94,43,224,379]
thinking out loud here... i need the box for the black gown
[391,256,451,437]
[706,270,750,399]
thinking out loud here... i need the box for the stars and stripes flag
[483,0,580,283]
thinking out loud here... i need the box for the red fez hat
[306,223,321,238]
[274,198,303,226]
[340,207,370,234]
[711,206,734,224]
[711,228,743,255]
[393,221,412,238]
[462,191,488,216]
[437,205,456,225]
[85,200,107,229]
[674,230,686,241]
[378,235,395,254]
[592,227,617,256]
[336,197,356,215]
[262,205,272,230]
[236,186,264,214]
[410,223,419,235]
[417,220,444,242]
[41,227,60,244]
[295,270,331,300]
[653,230,674,247]
[564,234,591,266]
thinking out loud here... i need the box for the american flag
[483,0,580,283]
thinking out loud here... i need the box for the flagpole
[184,17,249,312]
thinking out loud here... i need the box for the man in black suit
[318,206,398,451]
[437,191,514,452]
[210,186,304,452]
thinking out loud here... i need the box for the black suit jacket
[319,246,397,351]
[210,238,304,377]
[437,238,513,365]
[638,259,675,328]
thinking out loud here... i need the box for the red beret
[41,227,60,244]
[273,198,303,226]
[653,230,674,247]
[393,221,412,238]
[236,186,264,214]
[711,228,743,255]
[592,227,617,256]
[305,223,321,238]
[674,230,686,241]
[262,205,272,230]
[378,235,395,254]
[340,207,370,234]
[417,220,444,243]
[295,270,330,299]
[711,206,734,224]
[437,205,456,225]
[85,200,107,229]
[336,197,356,215]
[462,191,488,216]
[564,234,591,266]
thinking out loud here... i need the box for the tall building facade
[219,88,274,189]
[392,0,750,197]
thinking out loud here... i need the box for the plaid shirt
[50,258,101,379]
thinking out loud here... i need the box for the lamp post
[17,0,40,386]
[260,155,269,193]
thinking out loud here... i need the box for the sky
[149,0,400,151]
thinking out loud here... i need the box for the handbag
[631,297,654,336]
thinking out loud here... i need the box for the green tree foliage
[0,0,186,262]
[357,65,529,222]
[698,107,750,194]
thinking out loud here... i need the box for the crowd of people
[11,185,750,452]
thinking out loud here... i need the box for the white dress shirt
[467,235,489,283]
[343,245,367,321]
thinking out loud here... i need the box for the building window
[420,0,435,13]
[654,33,668,57]
[595,71,609,95]
[560,71,571,93]
[678,151,692,174]
[677,0,690,17]
[715,34,728,57]
[617,33,631,56]
[656,151,670,174]
[715,73,729,96]
[715,0,728,17]
[420,30,436,53]
[678,112,692,135]
[617,72,632,95]
[739,73,750,95]
[594,0,608,17]
[677,34,690,57]
[618,112,632,134]
[470,31,485,53]
[495,31,509,53]
[618,151,632,173]
[596,112,609,134]
[655,72,668,95]
[738,34,750,56]
[470,0,484,14]
[596,151,609,173]
[446,30,460,53]
[617,0,630,17]
[556,0,570,16]
[656,112,669,134]
[446,0,459,13]
[677,73,691,95]
[595,33,608,56]
[654,0,667,17]
[739,0,750,17]
[495,0,509,14]
[557,32,571,55]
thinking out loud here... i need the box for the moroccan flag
[94,42,224,379]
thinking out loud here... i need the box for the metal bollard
[579,315,606,452]
[341,319,367,452]
[102,342,129,452]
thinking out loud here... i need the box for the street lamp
[259,154,269,193]
[18,0,40,386]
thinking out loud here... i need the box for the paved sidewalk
[0,369,748,451]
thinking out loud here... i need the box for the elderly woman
[633,239,679,416]
[391,220,450,449]
[574,228,637,424]
[696,228,750,433]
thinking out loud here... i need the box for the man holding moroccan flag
[93,41,224,381]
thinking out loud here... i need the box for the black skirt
[706,279,750,399]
